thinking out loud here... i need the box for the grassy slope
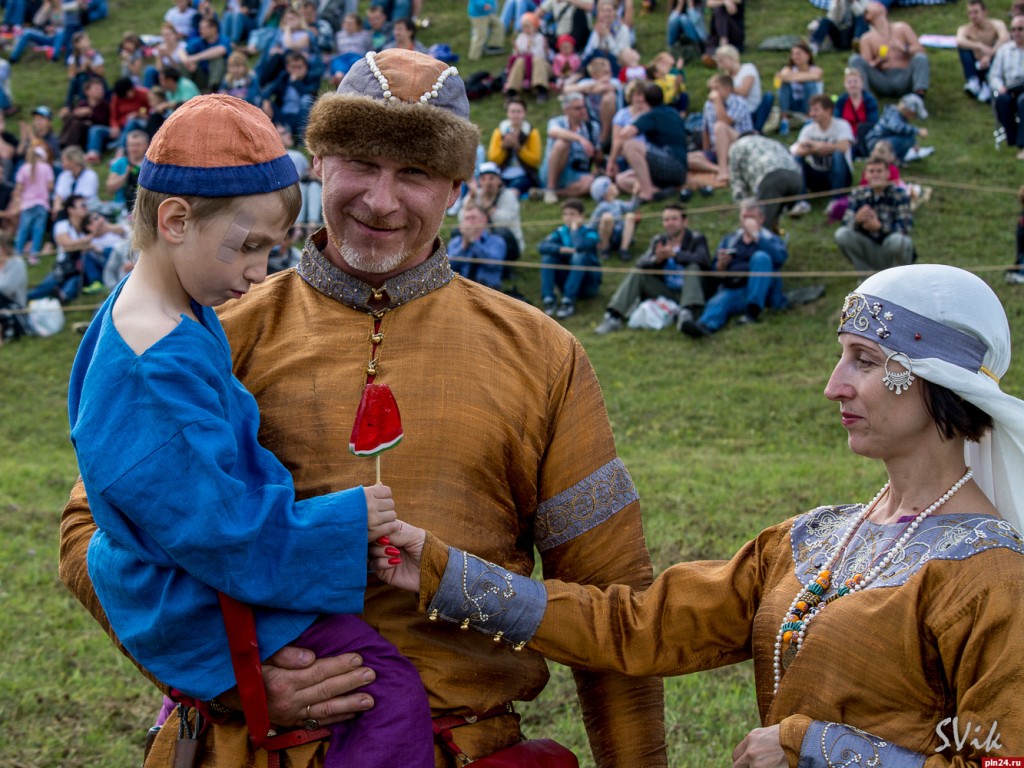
[1,0,1021,765]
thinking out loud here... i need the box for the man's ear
[157,197,191,244]
[446,180,462,209]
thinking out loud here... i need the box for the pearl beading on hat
[364,51,458,105]
[771,467,973,697]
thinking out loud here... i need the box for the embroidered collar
[296,229,454,314]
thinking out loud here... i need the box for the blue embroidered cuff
[800,721,925,768]
[427,548,547,648]
[535,458,640,552]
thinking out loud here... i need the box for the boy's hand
[370,521,426,592]
[364,484,399,542]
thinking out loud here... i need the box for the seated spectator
[581,0,631,72]
[0,112,17,182]
[53,145,100,211]
[551,34,582,90]
[990,16,1024,161]
[164,0,197,38]
[273,122,322,237]
[834,66,878,157]
[62,30,106,112]
[143,23,187,89]
[146,66,200,133]
[7,0,64,65]
[834,155,914,273]
[680,199,787,337]
[848,2,929,99]
[538,92,601,204]
[956,0,1006,103]
[88,77,148,161]
[1006,184,1024,285]
[301,1,335,53]
[504,12,551,102]
[617,48,647,85]
[384,16,427,53]
[688,73,752,183]
[727,131,802,232]
[714,44,760,118]
[648,51,687,112]
[365,4,394,51]
[809,0,867,56]
[220,0,261,47]
[775,41,823,128]
[59,75,109,156]
[457,162,525,256]
[537,0,594,55]
[105,129,148,217]
[0,241,29,343]
[486,97,542,194]
[703,0,744,56]
[259,50,319,142]
[219,51,259,104]
[564,56,621,147]
[667,0,708,52]
[448,201,508,290]
[179,15,230,93]
[27,194,104,303]
[267,226,303,274]
[16,106,60,169]
[100,235,136,290]
[594,203,709,334]
[613,82,688,202]
[865,93,932,164]
[538,198,601,318]
[12,140,55,264]
[589,174,638,260]
[256,4,319,84]
[117,32,146,86]
[329,13,373,86]
[605,78,649,177]
[53,0,103,64]
[790,94,854,213]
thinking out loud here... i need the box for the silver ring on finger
[303,705,320,731]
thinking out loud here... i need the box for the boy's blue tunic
[68,280,368,700]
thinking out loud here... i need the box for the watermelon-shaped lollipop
[349,383,403,483]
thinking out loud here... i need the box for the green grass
[2,0,1023,766]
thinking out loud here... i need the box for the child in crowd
[219,50,258,103]
[12,140,54,264]
[551,34,581,90]
[864,93,934,164]
[538,197,602,318]
[66,95,433,768]
[466,0,504,60]
[564,56,620,146]
[589,174,639,260]
[329,12,372,86]
[1008,185,1024,285]
[617,47,648,84]
[505,12,550,101]
[117,31,145,85]
[649,50,687,112]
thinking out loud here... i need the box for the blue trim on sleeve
[427,547,547,646]
[800,721,926,768]
[535,458,639,552]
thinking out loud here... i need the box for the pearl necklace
[771,467,973,696]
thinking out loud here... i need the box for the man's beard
[325,222,415,275]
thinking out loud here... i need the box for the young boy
[67,95,433,767]
[864,93,934,164]
[589,174,639,260]
[538,197,602,318]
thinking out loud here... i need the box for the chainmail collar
[296,228,454,315]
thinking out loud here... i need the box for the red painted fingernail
[388,557,402,565]
[376,536,390,545]
[384,546,400,556]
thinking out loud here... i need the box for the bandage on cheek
[217,212,256,263]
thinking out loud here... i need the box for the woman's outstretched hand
[370,520,426,593]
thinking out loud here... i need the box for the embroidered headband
[838,292,995,381]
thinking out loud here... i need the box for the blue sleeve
[538,229,563,256]
[798,721,924,768]
[759,232,788,267]
[865,93,880,125]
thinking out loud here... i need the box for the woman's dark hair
[920,379,992,442]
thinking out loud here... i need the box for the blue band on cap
[838,292,987,373]
[138,154,299,197]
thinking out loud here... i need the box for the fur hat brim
[305,93,480,182]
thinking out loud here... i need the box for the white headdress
[838,264,1024,532]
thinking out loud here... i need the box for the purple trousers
[157,613,434,767]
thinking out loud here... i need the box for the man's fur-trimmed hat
[305,49,479,182]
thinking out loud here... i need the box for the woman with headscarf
[379,263,1024,767]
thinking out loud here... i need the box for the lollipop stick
[376,455,381,486]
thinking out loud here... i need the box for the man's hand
[257,647,378,728]
[732,725,787,768]
[854,205,881,232]
[716,248,734,270]
[653,238,674,264]
[577,136,595,157]
[918,127,928,138]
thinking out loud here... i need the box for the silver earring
[883,352,914,394]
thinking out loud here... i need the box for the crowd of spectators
[0,0,1022,344]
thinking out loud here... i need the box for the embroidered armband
[800,721,925,768]
[427,548,547,648]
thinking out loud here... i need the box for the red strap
[217,591,272,748]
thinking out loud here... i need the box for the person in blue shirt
[66,94,432,768]
[538,197,601,319]
[447,201,507,290]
